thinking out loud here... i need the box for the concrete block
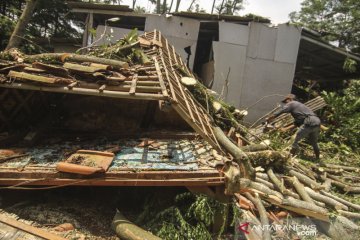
[275,24,302,64]
[219,22,249,46]
[247,22,277,61]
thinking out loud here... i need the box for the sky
[121,0,303,24]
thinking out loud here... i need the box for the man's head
[281,94,295,103]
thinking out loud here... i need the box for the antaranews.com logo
[230,221,318,239]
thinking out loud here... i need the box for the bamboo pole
[0,82,166,101]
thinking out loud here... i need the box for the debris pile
[0,29,359,239]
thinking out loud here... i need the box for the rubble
[0,29,359,239]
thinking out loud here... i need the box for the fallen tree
[112,210,161,240]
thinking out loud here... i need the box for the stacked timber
[251,96,327,137]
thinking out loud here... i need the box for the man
[266,94,321,159]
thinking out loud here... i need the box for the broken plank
[129,74,138,95]
[89,63,111,70]
[0,213,67,240]
[0,64,27,73]
[24,53,129,69]
[66,82,78,89]
[8,70,73,85]
[63,62,104,73]
[32,62,70,78]
[99,84,106,92]
[138,36,152,46]
[23,67,46,73]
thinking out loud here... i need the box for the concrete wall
[93,19,302,124]
[211,22,302,123]
[145,15,200,70]
[212,42,247,106]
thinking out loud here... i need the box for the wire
[0,176,225,190]
[245,94,286,111]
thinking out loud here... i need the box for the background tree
[134,5,146,13]
[156,0,161,13]
[194,3,206,13]
[6,0,38,50]
[175,0,181,12]
[211,0,217,14]
[168,0,174,12]
[187,0,196,12]
[290,0,360,53]
[215,0,243,15]
[0,0,82,52]
[149,0,169,14]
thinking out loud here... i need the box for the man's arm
[266,103,292,122]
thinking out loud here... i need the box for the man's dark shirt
[274,101,321,127]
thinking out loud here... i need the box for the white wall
[219,22,249,46]
[212,42,247,106]
[145,15,200,70]
[211,22,302,124]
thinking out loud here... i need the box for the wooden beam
[159,49,177,102]
[8,71,56,84]
[301,36,360,62]
[0,83,166,101]
[153,57,169,97]
[0,213,67,240]
[0,178,224,187]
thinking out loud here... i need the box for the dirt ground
[0,186,185,240]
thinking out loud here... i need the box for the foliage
[187,0,206,13]
[141,192,229,240]
[193,4,206,13]
[0,15,15,50]
[134,6,146,13]
[290,0,360,53]
[0,0,82,53]
[321,80,360,152]
[215,0,244,15]
[343,57,357,73]
[86,28,150,64]
[243,13,270,22]
[29,0,81,39]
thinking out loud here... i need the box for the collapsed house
[66,1,360,124]
[0,30,360,239]
[0,30,226,189]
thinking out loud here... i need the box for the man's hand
[279,127,287,132]
[265,115,275,123]
[279,124,295,132]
